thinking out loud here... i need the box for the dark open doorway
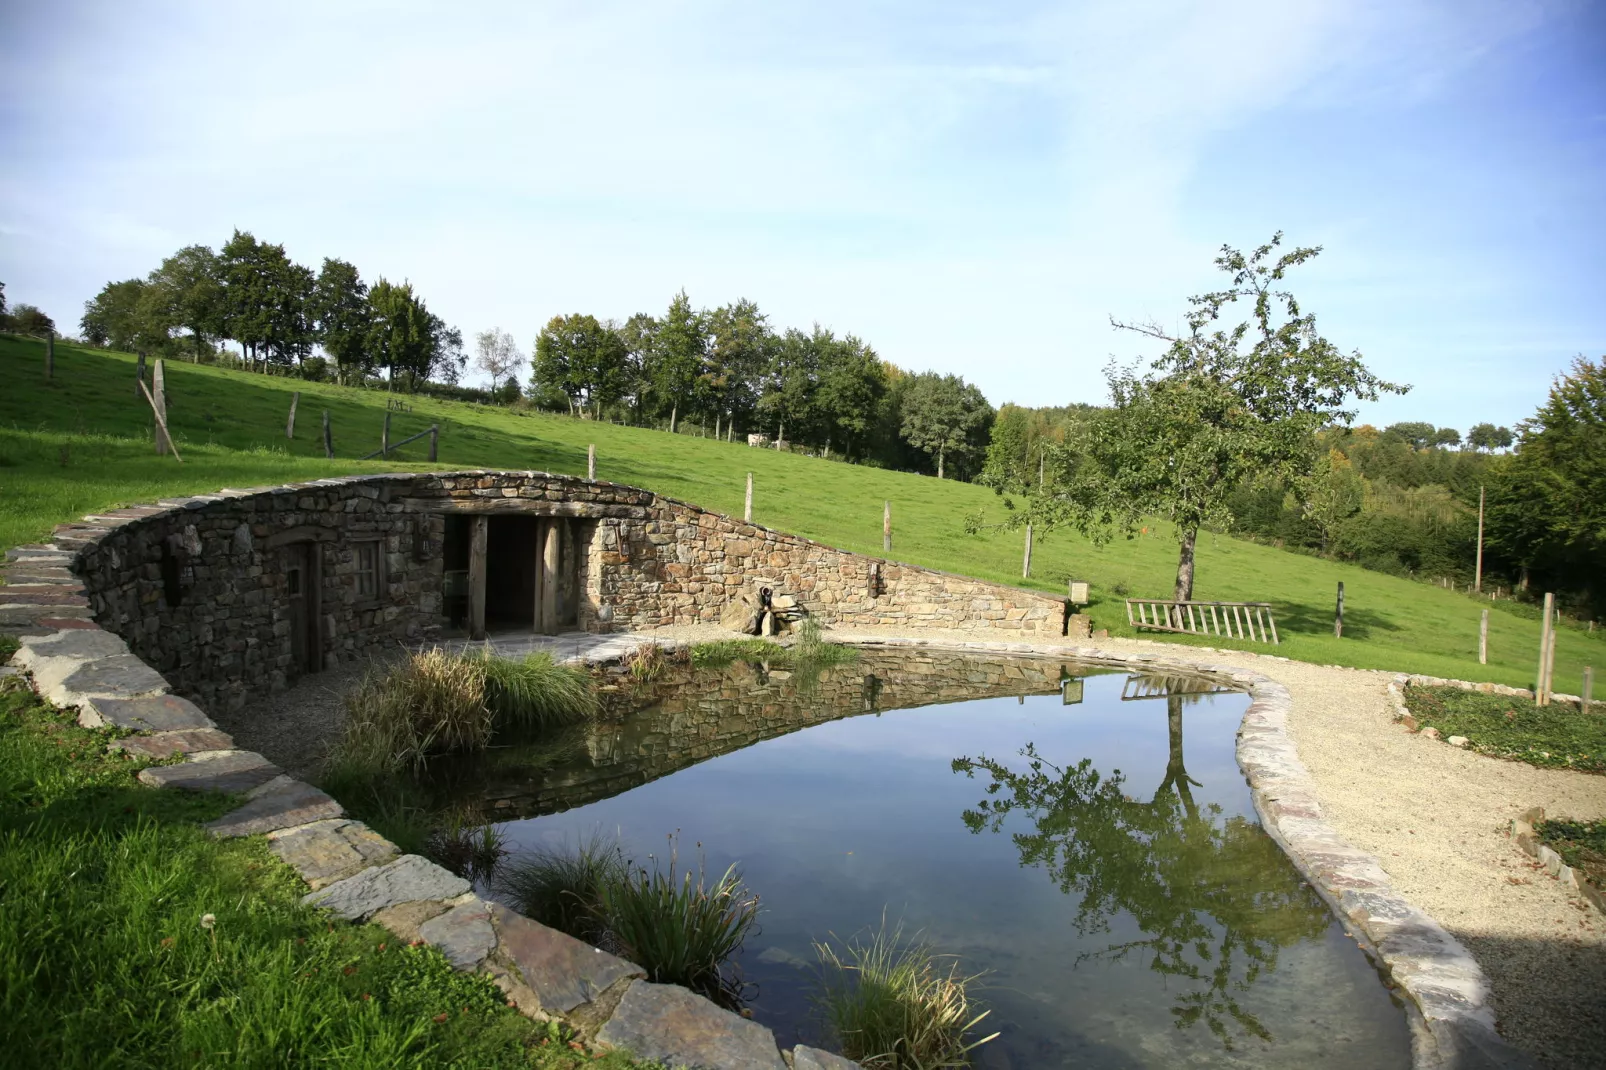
[282,541,323,677]
[443,513,586,637]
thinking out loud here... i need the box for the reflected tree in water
[952,695,1332,1050]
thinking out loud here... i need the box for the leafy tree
[366,278,433,388]
[532,314,628,417]
[1485,356,1606,612]
[219,230,277,366]
[704,299,774,437]
[0,281,6,320]
[1298,448,1365,552]
[1016,234,1404,601]
[145,245,225,360]
[816,333,887,460]
[651,290,706,433]
[899,371,993,479]
[1382,422,1436,449]
[473,327,524,396]
[758,326,823,444]
[1466,423,1514,452]
[952,693,1331,1049]
[80,279,148,349]
[1429,427,1462,448]
[616,312,660,422]
[7,303,56,337]
[312,258,371,381]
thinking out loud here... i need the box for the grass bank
[3,335,1604,689]
[0,663,648,1068]
[1403,684,1606,774]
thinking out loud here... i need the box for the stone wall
[52,471,1070,712]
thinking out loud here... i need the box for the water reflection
[953,688,1334,1050]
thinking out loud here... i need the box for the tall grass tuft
[334,649,492,775]
[476,651,598,733]
[814,921,998,1069]
[597,835,760,1005]
[425,807,508,884]
[494,832,627,943]
[793,616,858,665]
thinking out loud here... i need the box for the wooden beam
[469,515,488,640]
[540,518,561,634]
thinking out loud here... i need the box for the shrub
[477,651,597,733]
[495,833,627,944]
[596,836,760,1005]
[814,921,997,1069]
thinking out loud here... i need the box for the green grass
[0,674,649,1068]
[4,334,1604,688]
[1403,684,1606,774]
[1534,818,1606,889]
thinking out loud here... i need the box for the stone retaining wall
[15,472,1071,713]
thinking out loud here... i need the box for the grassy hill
[3,334,1601,692]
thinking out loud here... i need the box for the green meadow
[3,334,1601,691]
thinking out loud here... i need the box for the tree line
[77,232,465,389]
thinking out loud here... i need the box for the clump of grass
[814,921,998,1069]
[620,642,671,683]
[336,649,492,775]
[495,832,628,944]
[426,807,509,884]
[1535,817,1606,889]
[477,651,598,733]
[598,835,760,1006]
[1405,684,1606,774]
[793,616,858,666]
[690,638,787,667]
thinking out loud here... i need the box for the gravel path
[225,624,1604,1066]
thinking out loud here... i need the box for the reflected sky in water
[489,658,1411,1069]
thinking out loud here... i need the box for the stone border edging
[1509,808,1606,916]
[844,636,1537,1070]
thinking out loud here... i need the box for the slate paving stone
[791,1046,862,1070]
[137,750,281,793]
[489,903,643,1015]
[44,655,170,707]
[83,693,214,731]
[302,855,470,921]
[595,981,787,1070]
[15,629,129,666]
[418,897,497,971]
[109,727,235,758]
[206,775,343,838]
[268,819,399,890]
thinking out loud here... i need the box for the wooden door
[284,543,322,675]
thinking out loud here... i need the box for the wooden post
[1479,609,1489,665]
[322,410,334,458]
[1474,486,1485,593]
[286,392,299,439]
[540,519,560,634]
[44,330,54,380]
[587,443,596,481]
[428,425,438,462]
[1537,592,1555,706]
[152,359,170,456]
[1582,666,1594,716]
[468,515,488,640]
[1022,524,1033,579]
[1038,451,1044,488]
[744,472,753,523]
[135,350,146,398]
[883,500,892,554]
[381,410,391,457]
[1334,582,1344,639]
[137,379,183,463]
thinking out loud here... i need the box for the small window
[355,542,383,601]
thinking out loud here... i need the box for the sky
[2,0,1602,432]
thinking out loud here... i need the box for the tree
[1017,234,1404,601]
[7,303,56,337]
[704,299,774,438]
[473,327,524,396]
[219,230,277,366]
[616,313,660,422]
[1429,427,1461,448]
[1466,423,1514,452]
[651,289,706,433]
[366,278,432,388]
[312,258,371,381]
[1382,422,1436,449]
[1298,447,1365,552]
[81,279,149,349]
[532,314,628,417]
[815,333,887,460]
[899,371,993,479]
[145,245,225,360]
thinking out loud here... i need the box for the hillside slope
[2,335,1600,690]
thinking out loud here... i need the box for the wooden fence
[1126,598,1279,644]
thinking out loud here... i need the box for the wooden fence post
[588,443,596,481]
[45,330,54,380]
[381,410,391,457]
[135,351,146,398]
[1474,486,1485,593]
[152,359,170,456]
[883,500,892,554]
[286,392,299,439]
[1537,592,1555,706]
[1333,581,1344,639]
[429,425,438,462]
[322,410,334,458]
[745,472,753,523]
[1023,523,1033,579]
[1583,666,1594,717]
[137,380,182,463]
[1479,609,1488,666]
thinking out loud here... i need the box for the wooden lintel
[399,498,646,520]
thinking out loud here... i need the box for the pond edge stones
[0,487,1538,1070]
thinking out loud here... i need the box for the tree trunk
[1173,526,1198,603]
[670,402,678,435]
[937,447,945,480]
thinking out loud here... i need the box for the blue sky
[2,1,1602,431]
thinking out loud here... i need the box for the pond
[460,650,1412,1068]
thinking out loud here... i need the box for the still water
[476,652,1411,1068]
